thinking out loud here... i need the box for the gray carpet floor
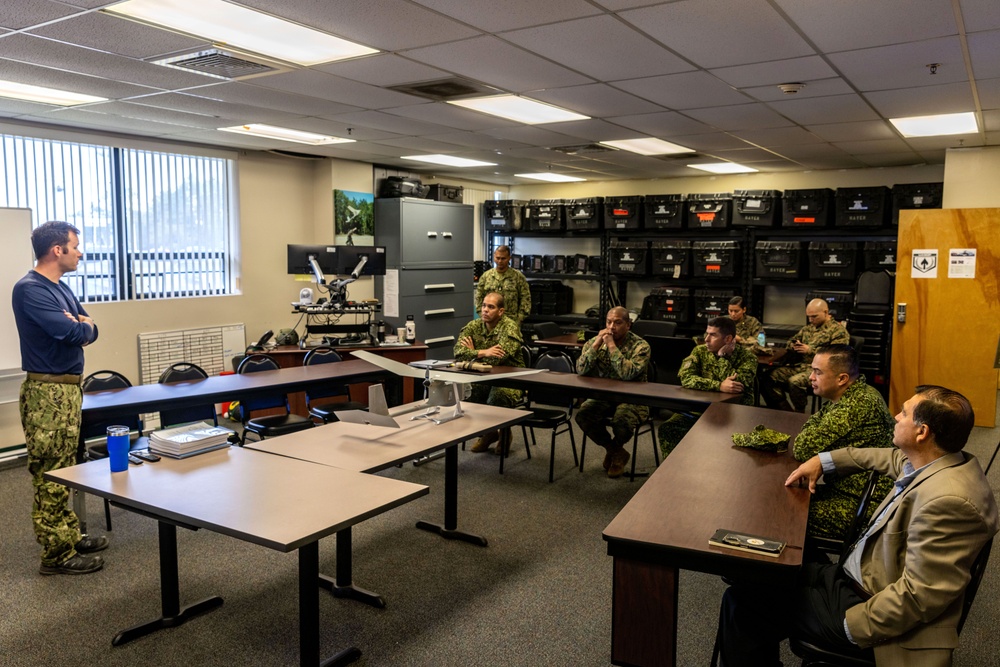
[2,401,1000,667]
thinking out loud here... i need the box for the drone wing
[352,349,543,384]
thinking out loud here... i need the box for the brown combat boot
[607,448,631,479]
[495,427,513,456]
[470,429,499,453]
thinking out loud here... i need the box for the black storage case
[782,188,834,228]
[892,182,943,225]
[567,254,589,274]
[483,200,526,233]
[510,254,523,271]
[604,196,644,230]
[529,280,574,316]
[378,175,429,199]
[644,194,685,230]
[732,189,782,227]
[527,255,544,273]
[543,255,567,273]
[525,199,566,232]
[692,240,740,278]
[863,241,897,271]
[835,186,891,228]
[805,290,854,322]
[693,289,736,324]
[587,255,603,275]
[755,240,803,279]
[640,287,691,324]
[808,242,860,281]
[686,193,732,229]
[650,240,691,279]
[609,240,649,276]
[564,197,604,231]
[427,184,463,203]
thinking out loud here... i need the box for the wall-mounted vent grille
[387,77,499,101]
[150,48,290,80]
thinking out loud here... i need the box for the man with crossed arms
[718,385,998,666]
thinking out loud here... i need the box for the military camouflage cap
[732,425,791,453]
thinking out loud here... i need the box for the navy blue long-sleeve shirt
[12,271,98,375]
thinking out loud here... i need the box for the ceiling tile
[479,125,582,147]
[773,0,958,52]
[534,118,642,142]
[710,56,837,88]
[32,107,190,135]
[805,120,899,142]
[606,111,714,137]
[27,10,207,59]
[731,126,824,147]
[401,36,593,92]
[741,78,853,102]
[864,81,976,117]
[314,54,451,87]
[527,84,664,118]
[983,109,1000,131]
[905,134,985,151]
[613,71,752,109]
[261,116,401,141]
[967,30,1000,80]
[833,138,913,155]
[671,132,756,151]
[961,0,1000,32]
[501,15,693,81]
[382,102,517,132]
[421,131,530,151]
[708,147,786,162]
[620,0,815,69]
[684,103,792,131]
[236,0,481,50]
[180,82,364,117]
[249,70,424,109]
[854,152,926,168]
[767,93,880,125]
[0,0,78,30]
[77,100,225,129]
[0,57,158,100]
[410,0,601,32]
[124,91,308,124]
[325,110,455,135]
[827,37,967,92]
[371,136,471,153]
[978,77,1000,110]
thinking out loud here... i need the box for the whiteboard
[1,208,33,402]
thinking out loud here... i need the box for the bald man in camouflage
[575,307,651,478]
[761,298,849,412]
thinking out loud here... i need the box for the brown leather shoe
[470,429,499,453]
[607,449,631,479]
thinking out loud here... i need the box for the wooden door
[891,209,1000,427]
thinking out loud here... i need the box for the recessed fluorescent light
[104,0,378,66]
[687,162,758,174]
[218,124,355,145]
[599,138,694,156]
[890,112,978,137]
[0,80,107,106]
[448,95,589,124]
[401,154,497,167]
[515,173,587,183]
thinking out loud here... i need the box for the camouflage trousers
[20,379,83,566]
[574,399,649,449]
[656,411,701,459]
[468,383,523,409]
[760,363,811,412]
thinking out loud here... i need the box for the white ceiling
[1,0,998,185]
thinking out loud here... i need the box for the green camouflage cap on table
[732,425,791,453]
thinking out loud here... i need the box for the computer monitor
[334,246,387,278]
[287,244,338,284]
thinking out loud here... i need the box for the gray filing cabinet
[375,198,474,359]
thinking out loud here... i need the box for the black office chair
[157,362,218,427]
[508,349,579,482]
[789,537,994,666]
[532,321,562,340]
[81,370,144,530]
[302,347,366,423]
[578,360,660,482]
[235,354,314,445]
[520,343,534,370]
[630,320,678,338]
[807,470,879,558]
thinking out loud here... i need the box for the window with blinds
[1,133,237,302]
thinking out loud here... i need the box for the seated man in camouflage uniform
[575,307,651,479]
[728,296,762,349]
[760,298,849,411]
[794,344,894,541]
[658,316,757,458]
[455,292,525,453]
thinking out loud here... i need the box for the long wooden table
[46,447,428,666]
[602,402,811,667]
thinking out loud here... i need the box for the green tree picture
[334,190,374,246]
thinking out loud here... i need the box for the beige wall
[943,147,1000,207]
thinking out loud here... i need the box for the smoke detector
[777,82,806,95]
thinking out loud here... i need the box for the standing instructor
[12,221,107,575]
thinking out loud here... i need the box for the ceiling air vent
[550,144,615,155]
[387,77,499,101]
[654,152,710,162]
[150,47,291,81]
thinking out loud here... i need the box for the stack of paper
[149,421,235,458]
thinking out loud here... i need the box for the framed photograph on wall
[334,190,374,246]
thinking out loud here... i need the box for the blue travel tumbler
[107,426,130,473]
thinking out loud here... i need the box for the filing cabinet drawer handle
[442,232,453,238]
[425,335,455,345]
[424,308,455,316]
[424,283,456,290]
[427,231,437,238]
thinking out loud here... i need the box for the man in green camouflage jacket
[761,298,849,411]
[793,344,894,541]
[475,245,531,326]
[658,316,758,458]
[455,292,525,453]
[575,307,650,478]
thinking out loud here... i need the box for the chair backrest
[535,349,575,374]
[157,362,216,427]
[532,321,562,340]
[82,370,141,439]
[302,347,350,402]
[521,344,534,370]
[849,334,865,358]
[838,470,880,558]
[855,270,893,308]
[957,537,994,635]
[236,354,287,414]
[646,335,696,386]
[631,320,678,338]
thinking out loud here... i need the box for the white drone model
[342,350,541,426]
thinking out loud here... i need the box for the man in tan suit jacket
[718,385,999,667]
